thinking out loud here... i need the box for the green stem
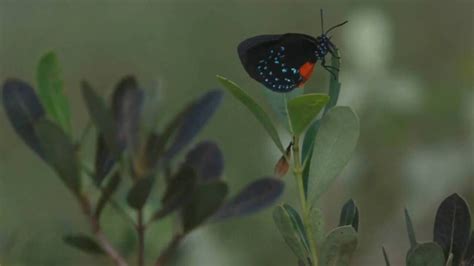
[292,135,319,266]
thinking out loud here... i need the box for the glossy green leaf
[382,246,391,266]
[273,205,311,264]
[405,208,418,248]
[95,172,121,218]
[36,52,71,135]
[433,193,471,265]
[2,79,45,158]
[287,93,329,135]
[126,177,154,210]
[319,225,358,266]
[63,234,104,255]
[35,119,81,191]
[339,199,359,232]
[308,107,360,205]
[217,75,284,153]
[302,120,320,198]
[323,52,341,114]
[264,89,303,130]
[182,181,228,232]
[406,242,445,266]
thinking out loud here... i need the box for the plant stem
[137,209,145,266]
[292,135,319,266]
[155,234,184,266]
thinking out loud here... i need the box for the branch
[155,233,184,266]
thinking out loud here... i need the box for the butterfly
[237,10,347,93]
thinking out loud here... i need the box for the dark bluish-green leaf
[405,208,418,248]
[319,225,358,266]
[2,79,45,158]
[382,246,391,266]
[462,232,473,265]
[63,234,104,255]
[212,177,284,220]
[184,141,224,182]
[302,120,320,198]
[37,52,71,135]
[164,89,223,161]
[217,75,284,153]
[273,205,311,265]
[35,119,80,191]
[94,134,115,185]
[406,242,445,266]
[182,181,228,232]
[81,81,118,154]
[95,172,121,218]
[433,193,471,265]
[126,177,154,210]
[339,199,359,231]
[264,89,303,131]
[111,76,144,151]
[308,107,360,206]
[287,93,329,135]
[323,52,341,115]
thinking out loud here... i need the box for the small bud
[274,142,292,178]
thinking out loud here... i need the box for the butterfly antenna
[325,20,348,35]
[320,9,325,34]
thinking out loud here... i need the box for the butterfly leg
[321,58,339,79]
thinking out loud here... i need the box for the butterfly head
[315,9,348,60]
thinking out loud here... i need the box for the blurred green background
[0,1,473,265]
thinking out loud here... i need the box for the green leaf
[63,234,104,255]
[264,89,303,131]
[323,52,341,115]
[319,225,358,266]
[81,81,118,155]
[182,181,228,232]
[217,75,284,153]
[126,177,154,210]
[283,204,310,253]
[405,208,418,248]
[36,52,71,135]
[287,93,329,135]
[309,207,325,245]
[308,107,360,205]
[302,120,320,198]
[35,119,81,191]
[95,172,121,218]
[406,242,445,266]
[382,246,391,266]
[339,199,359,232]
[273,205,311,264]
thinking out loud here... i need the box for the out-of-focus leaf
[319,225,358,266]
[156,166,196,220]
[406,242,445,266]
[302,120,320,198]
[405,208,418,248]
[2,79,45,158]
[81,81,118,154]
[462,232,473,265]
[111,75,144,151]
[63,234,104,255]
[182,181,228,232]
[36,52,71,134]
[323,52,341,115]
[164,89,223,161]
[308,106,360,206]
[309,207,325,245]
[433,193,471,265]
[382,246,391,266]
[339,199,359,232]
[126,177,154,210]
[217,75,284,153]
[264,89,303,130]
[35,119,80,191]
[287,93,329,135]
[212,177,284,220]
[94,134,115,185]
[274,142,292,178]
[95,172,121,218]
[184,141,224,182]
[273,205,311,265]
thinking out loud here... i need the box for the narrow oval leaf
[95,172,121,218]
[37,52,71,134]
[287,93,329,135]
[406,242,445,266]
[94,134,115,185]
[434,193,471,265]
[264,89,303,131]
[126,177,154,210]
[308,106,360,206]
[164,89,223,161]
[211,177,284,220]
[182,181,228,232]
[339,199,359,232]
[111,75,144,151]
[2,79,45,158]
[323,53,341,115]
[283,204,310,253]
[273,205,311,264]
[319,225,358,266]
[382,246,391,266]
[184,141,224,182]
[217,75,284,153]
[405,208,418,248]
[302,120,320,198]
[35,119,81,191]
[63,234,104,255]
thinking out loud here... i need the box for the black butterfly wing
[238,33,317,92]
